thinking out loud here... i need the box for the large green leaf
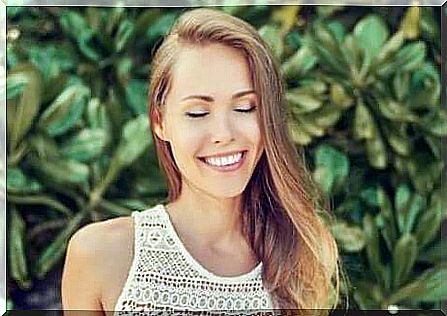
[59,10,91,39]
[387,264,447,304]
[288,121,312,145]
[116,57,133,86]
[7,168,42,194]
[383,122,411,156]
[327,21,345,44]
[360,186,379,208]
[6,71,28,100]
[271,6,300,36]
[7,64,42,152]
[38,84,90,137]
[394,184,411,224]
[115,19,135,53]
[354,100,375,140]
[258,25,283,60]
[42,73,70,105]
[376,99,417,123]
[296,116,325,137]
[104,7,126,36]
[392,71,410,102]
[32,157,90,187]
[376,187,398,252]
[366,133,388,170]
[87,98,112,130]
[330,83,353,109]
[304,104,342,128]
[363,214,388,289]
[395,183,427,235]
[8,206,31,289]
[408,62,440,109]
[353,15,389,63]
[392,233,418,289]
[414,198,442,249]
[61,129,108,162]
[399,7,421,40]
[306,22,350,77]
[420,7,440,48]
[331,220,365,252]
[27,44,77,82]
[145,12,177,43]
[125,79,148,115]
[312,164,334,194]
[372,30,405,71]
[281,46,317,79]
[394,42,426,72]
[313,144,349,194]
[341,35,362,78]
[287,90,324,115]
[59,10,101,61]
[423,134,442,159]
[115,115,152,168]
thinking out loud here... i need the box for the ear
[153,108,169,142]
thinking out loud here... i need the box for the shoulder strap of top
[113,210,140,312]
[130,209,141,256]
[130,205,161,252]
[113,206,162,311]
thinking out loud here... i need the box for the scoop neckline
[157,204,263,283]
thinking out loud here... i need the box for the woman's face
[154,43,264,199]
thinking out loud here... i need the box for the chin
[207,184,248,199]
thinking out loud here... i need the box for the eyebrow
[180,89,256,102]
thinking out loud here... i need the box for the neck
[166,181,244,247]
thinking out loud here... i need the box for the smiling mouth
[198,150,247,170]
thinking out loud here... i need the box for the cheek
[167,123,205,163]
[238,115,263,148]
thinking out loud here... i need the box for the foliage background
[6,5,447,311]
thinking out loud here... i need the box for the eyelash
[186,105,257,118]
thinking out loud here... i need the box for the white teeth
[204,152,243,167]
[208,157,217,165]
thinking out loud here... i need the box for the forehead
[168,43,253,100]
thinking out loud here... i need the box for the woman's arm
[61,224,104,311]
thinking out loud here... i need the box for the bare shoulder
[62,215,134,310]
[68,216,134,259]
[67,215,135,286]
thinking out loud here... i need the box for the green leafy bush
[6,6,446,310]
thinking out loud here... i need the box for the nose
[210,112,236,145]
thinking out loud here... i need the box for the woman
[62,8,341,313]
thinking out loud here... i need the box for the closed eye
[235,105,257,113]
[185,111,208,118]
[185,105,257,118]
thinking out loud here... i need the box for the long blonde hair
[148,8,342,312]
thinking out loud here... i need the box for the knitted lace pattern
[114,204,275,314]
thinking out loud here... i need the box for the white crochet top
[114,204,275,313]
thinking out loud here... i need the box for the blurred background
[5,4,447,311]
